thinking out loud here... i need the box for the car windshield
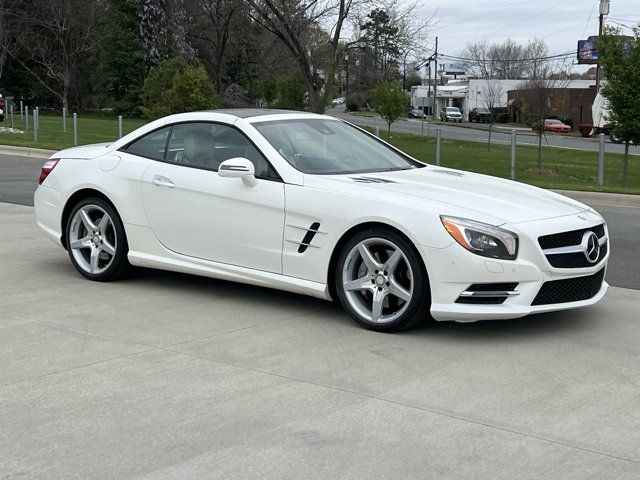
[545,119,562,124]
[253,118,423,175]
[446,107,460,112]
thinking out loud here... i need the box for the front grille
[538,224,605,249]
[539,224,607,269]
[547,242,608,268]
[532,268,605,306]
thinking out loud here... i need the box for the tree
[371,80,404,136]
[0,0,20,82]
[141,57,218,118]
[349,1,433,92]
[185,0,241,92]
[359,9,399,82]
[460,38,550,80]
[482,79,504,151]
[518,62,568,174]
[6,0,104,110]
[245,0,357,113]
[139,0,195,67]
[600,26,640,188]
[96,0,145,115]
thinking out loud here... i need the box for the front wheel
[66,198,130,281]
[334,229,431,332]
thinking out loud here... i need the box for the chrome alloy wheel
[341,238,414,324]
[68,205,117,275]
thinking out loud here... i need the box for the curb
[410,119,539,137]
[0,145,55,159]
[555,189,640,207]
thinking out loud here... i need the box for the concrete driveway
[1,202,640,479]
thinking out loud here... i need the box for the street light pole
[433,36,438,118]
[596,0,610,91]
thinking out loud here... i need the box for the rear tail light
[39,159,60,185]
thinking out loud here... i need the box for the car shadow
[44,258,599,340]
[415,308,598,341]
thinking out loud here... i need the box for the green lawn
[1,113,637,194]
[371,129,640,195]
[0,113,147,151]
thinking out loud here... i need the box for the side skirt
[124,224,331,300]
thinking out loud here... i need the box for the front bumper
[420,214,609,322]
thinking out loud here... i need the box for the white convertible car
[34,109,609,332]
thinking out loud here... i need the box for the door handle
[152,175,175,188]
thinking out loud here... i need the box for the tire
[610,131,623,144]
[66,197,130,281]
[334,228,431,332]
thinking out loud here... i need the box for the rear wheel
[66,198,130,281]
[610,131,623,144]
[334,229,431,332]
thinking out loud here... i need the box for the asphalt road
[327,108,640,156]
[1,202,640,479]
[2,152,638,291]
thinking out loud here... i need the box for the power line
[582,0,599,37]
[438,50,579,64]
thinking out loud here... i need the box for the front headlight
[440,216,518,260]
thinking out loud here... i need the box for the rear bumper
[34,185,64,248]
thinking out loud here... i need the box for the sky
[417,0,638,71]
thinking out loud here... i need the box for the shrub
[495,113,509,123]
[141,57,218,119]
[345,96,359,112]
[273,74,307,111]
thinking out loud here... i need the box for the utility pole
[433,36,438,118]
[596,0,610,91]
[345,53,349,100]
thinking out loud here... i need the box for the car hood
[308,166,589,225]
[53,142,112,159]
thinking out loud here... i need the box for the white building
[412,79,596,119]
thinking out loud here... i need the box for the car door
[129,121,285,274]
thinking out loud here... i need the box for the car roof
[206,108,314,119]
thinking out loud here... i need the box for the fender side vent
[297,222,321,253]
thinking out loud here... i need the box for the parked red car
[533,119,572,134]
[468,107,491,123]
[0,94,4,123]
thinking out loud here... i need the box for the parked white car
[34,109,609,332]
[440,106,463,122]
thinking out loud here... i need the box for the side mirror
[218,158,257,187]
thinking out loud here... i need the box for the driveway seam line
[0,348,158,389]
[162,348,640,466]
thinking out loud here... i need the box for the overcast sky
[418,0,638,71]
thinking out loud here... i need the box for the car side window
[124,127,171,161]
[165,122,278,180]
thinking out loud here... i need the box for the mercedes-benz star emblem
[582,231,600,264]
